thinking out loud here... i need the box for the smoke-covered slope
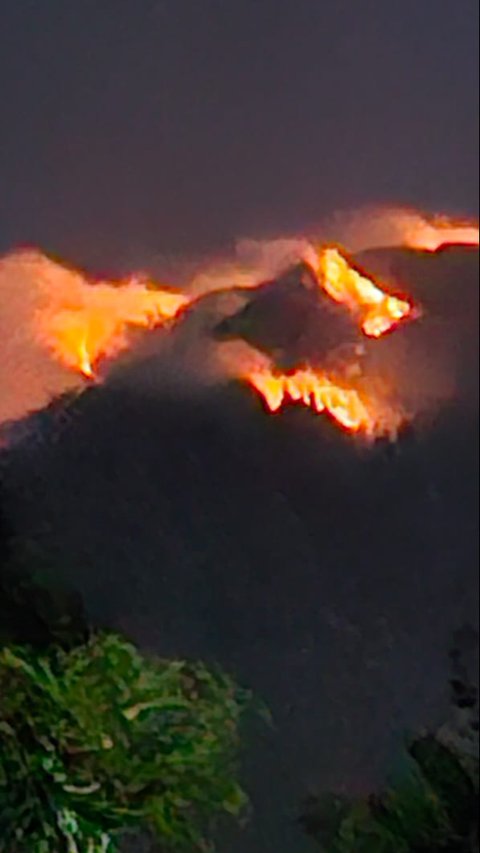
[358,245,479,411]
[213,261,359,369]
[1,247,478,853]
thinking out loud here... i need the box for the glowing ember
[314,247,412,337]
[244,365,401,437]
[78,337,94,379]
[33,262,189,377]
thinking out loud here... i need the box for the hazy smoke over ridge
[0,206,478,431]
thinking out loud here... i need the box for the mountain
[1,246,478,853]
[213,261,359,369]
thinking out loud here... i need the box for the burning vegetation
[0,208,478,437]
[30,256,188,379]
[243,365,402,437]
[401,216,479,253]
[314,247,412,338]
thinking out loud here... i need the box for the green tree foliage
[0,633,252,853]
[408,736,478,842]
[300,629,479,852]
[300,737,478,852]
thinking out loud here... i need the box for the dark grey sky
[1,0,478,268]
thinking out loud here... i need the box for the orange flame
[244,365,402,437]
[321,208,479,254]
[400,217,480,252]
[314,247,412,337]
[32,261,189,377]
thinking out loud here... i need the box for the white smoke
[0,251,85,425]
[0,206,477,430]
[311,206,479,253]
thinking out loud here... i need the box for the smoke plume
[0,207,478,435]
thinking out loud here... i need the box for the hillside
[1,246,478,853]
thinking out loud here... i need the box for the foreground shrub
[0,632,252,852]
[300,736,478,853]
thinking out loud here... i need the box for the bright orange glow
[314,247,412,337]
[78,337,95,379]
[318,208,480,254]
[244,365,402,437]
[401,217,480,252]
[34,266,189,377]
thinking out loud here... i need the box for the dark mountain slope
[1,247,478,853]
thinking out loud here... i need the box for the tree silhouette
[299,633,479,852]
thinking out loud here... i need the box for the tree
[0,531,89,650]
[0,475,88,650]
[299,737,478,852]
[299,632,479,852]
[0,632,252,853]
[0,483,257,851]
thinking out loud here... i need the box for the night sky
[1,6,479,849]
[1,0,478,269]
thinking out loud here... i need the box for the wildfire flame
[233,248,416,437]
[32,260,189,377]
[1,205,477,438]
[314,247,412,337]
[28,244,413,438]
[401,217,480,252]
[30,216,477,382]
[244,365,401,437]
[322,208,480,255]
